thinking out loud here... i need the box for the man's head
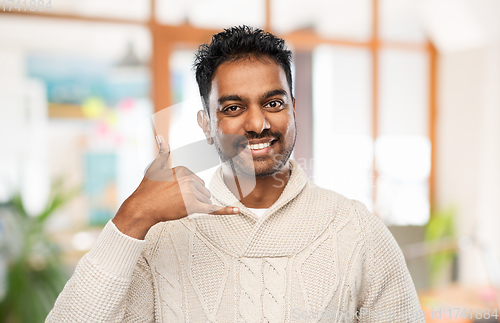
[194,25,296,178]
[194,25,294,115]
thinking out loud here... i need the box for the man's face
[200,56,296,178]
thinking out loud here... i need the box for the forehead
[209,57,289,102]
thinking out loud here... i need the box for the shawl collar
[209,158,309,218]
[186,159,336,257]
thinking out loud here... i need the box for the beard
[213,125,296,178]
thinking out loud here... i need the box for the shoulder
[140,219,194,262]
[346,199,406,265]
[304,182,375,230]
[303,180,352,210]
[349,198,386,234]
[139,220,182,257]
[305,183,395,246]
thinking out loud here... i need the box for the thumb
[156,134,170,157]
[148,134,170,171]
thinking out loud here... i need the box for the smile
[245,141,273,150]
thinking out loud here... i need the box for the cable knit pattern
[239,258,262,323]
[150,225,183,322]
[298,229,338,314]
[47,159,425,323]
[262,257,288,322]
[188,234,228,320]
[122,257,156,322]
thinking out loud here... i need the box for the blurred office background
[0,0,500,322]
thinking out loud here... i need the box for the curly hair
[193,25,293,116]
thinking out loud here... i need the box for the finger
[210,205,240,215]
[174,166,205,186]
[191,180,212,199]
[193,190,212,205]
[198,203,239,215]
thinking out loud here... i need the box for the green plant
[424,205,457,286]
[0,177,81,323]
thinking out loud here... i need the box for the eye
[222,105,242,113]
[265,100,283,110]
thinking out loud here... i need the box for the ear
[197,110,214,145]
[292,98,296,119]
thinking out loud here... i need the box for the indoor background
[0,0,499,322]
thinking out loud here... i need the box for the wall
[436,45,500,285]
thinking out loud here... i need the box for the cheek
[275,113,295,138]
[215,118,245,135]
[211,118,245,149]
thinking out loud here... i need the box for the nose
[243,105,270,134]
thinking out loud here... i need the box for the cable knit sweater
[46,159,425,322]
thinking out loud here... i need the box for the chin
[252,159,290,178]
[227,158,280,178]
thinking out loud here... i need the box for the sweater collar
[208,158,309,215]
[185,158,310,257]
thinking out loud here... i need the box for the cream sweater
[46,159,425,322]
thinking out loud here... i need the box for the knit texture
[46,159,425,322]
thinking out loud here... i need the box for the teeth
[245,141,272,150]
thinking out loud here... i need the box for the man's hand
[112,134,239,239]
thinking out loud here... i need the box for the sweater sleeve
[45,220,155,323]
[353,200,426,323]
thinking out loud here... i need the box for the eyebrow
[261,89,288,100]
[218,95,242,105]
[218,89,288,105]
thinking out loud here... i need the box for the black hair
[193,25,293,116]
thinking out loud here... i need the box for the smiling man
[47,26,425,322]
[196,38,297,209]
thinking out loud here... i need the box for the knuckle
[179,176,191,184]
[177,166,188,173]
[180,185,193,194]
[173,166,184,174]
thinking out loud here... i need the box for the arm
[122,256,157,322]
[354,200,425,323]
[46,220,153,322]
[46,135,238,322]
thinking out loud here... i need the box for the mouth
[243,139,278,155]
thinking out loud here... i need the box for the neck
[222,162,291,208]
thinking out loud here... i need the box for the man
[47,25,424,322]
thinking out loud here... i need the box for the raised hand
[112,134,239,239]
